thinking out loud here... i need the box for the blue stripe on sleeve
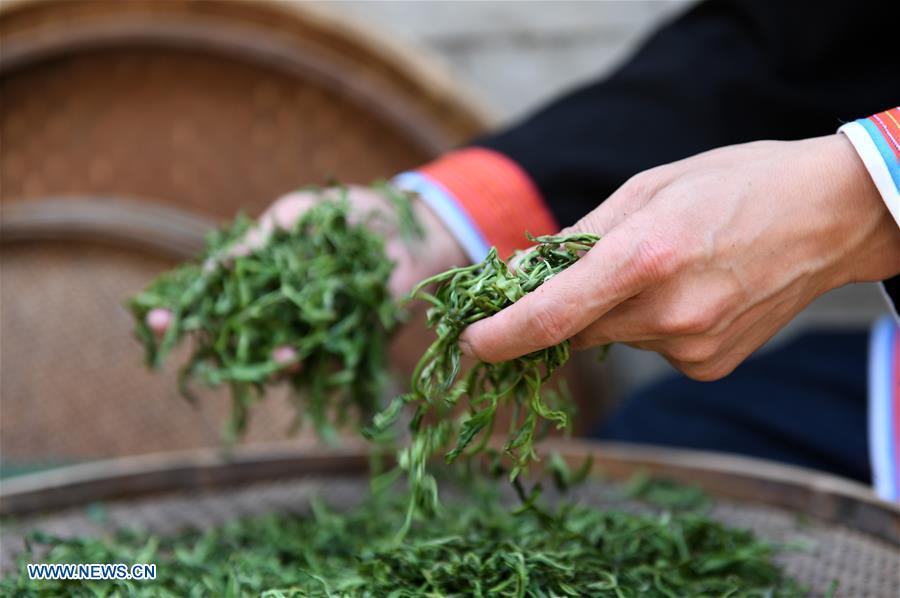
[859,118,900,193]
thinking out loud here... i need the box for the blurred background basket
[0,0,490,472]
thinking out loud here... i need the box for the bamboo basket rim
[2,440,897,546]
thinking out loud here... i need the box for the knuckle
[272,191,308,208]
[631,236,681,283]
[667,337,720,363]
[677,358,737,382]
[664,282,742,337]
[709,285,744,334]
[269,192,315,228]
[620,171,662,202]
[570,328,605,351]
[658,307,714,335]
[680,365,714,382]
[528,302,573,347]
[706,297,732,329]
[569,212,604,235]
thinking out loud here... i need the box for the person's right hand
[457,135,900,381]
[145,185,469,363]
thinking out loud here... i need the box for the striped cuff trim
[840,115,900,229]
[865,108,900,187]
[869,316,900,504]
[416,147,559,259]
[393,171,490,263]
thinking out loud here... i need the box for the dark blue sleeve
[476,0,900,228]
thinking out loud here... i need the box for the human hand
[459,135,900,380]
[229,185,467,298]
[145,185,468,366]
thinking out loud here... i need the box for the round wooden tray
[2,441,897,595]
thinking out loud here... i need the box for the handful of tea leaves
[375,233,601,480]
[129,188,414,440]
[364,233,604,534]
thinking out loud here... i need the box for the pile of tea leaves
[1,477,806,597]
[129,186,417,441]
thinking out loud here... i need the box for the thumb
[458,218,653,363]
[456,171,669,362]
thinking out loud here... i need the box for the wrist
[412,194,470,272]
[412,148,559,259]
[823,134,900,286]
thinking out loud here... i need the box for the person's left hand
[144,185,469,369]
[459,134,900,380]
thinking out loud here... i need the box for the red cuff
[418,147,558,258]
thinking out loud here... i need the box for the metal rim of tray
[2,439,897,547]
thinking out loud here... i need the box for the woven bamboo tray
[2,441,898,596]
[0,0,491,465]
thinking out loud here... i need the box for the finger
[504,168,671,273]
[673,294,799,376]
[271,345,302,374]
[569,279,733,348]
[629,295,800,380]
[618,340,738,381]
[146,308,173,336]
[568,294,658,348]
[459,217,665,363]
[260,191,318,231]
[623,316,752,371]
[663,345,745,382]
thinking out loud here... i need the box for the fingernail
[146,308,172,335]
